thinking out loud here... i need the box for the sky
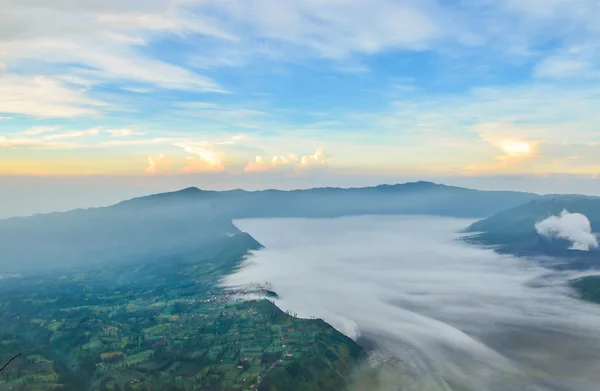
[1,0,600,215]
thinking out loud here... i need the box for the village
[0,268,338,391]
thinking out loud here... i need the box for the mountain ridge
[465,195,600,268]
[79,181,541,219]
[0,180,542,274]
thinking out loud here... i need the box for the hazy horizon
[2,174,599,219]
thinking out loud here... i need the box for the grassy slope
[260,318,365,391]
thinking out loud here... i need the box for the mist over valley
[1,183,599,391]
[226,216,600,391]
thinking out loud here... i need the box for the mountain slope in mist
[465,196,600,268]
[117,181,538,219]
[0,181,538,274]
[571,276,600,304]
[0,199,241,274]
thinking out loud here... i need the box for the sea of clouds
[224,215,600,391]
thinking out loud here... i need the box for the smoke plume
[535,209,598,251]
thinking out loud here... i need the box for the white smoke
[535,209,598,251]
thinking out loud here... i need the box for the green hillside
[0,234,365,391]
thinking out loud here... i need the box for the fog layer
[225,216,600,391]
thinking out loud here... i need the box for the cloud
[100,137,173,147]
[0,137,78,151]
[471,122,537,163]
[145,154,173,174]
[180,157,225,173]
[0,0,598,100]
[44,128,100,140]
[535,57,597,79]
[244,154,298,173]
[20,126,61,136]
[299,147,331,166]
[104,128,138,137]
[0,2,228,93]
[0,75,106,118]
[144,137,234,174]
[0,116,12,120]
[341,81,600,174]
[173,141,226,170]
[209,0,444,58]
[535,209,599,251]
[0,127,102,150]
[244,148,330,173]
[120,87,152,94]
[226,216,600,390]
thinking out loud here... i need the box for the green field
[0,234,364,391]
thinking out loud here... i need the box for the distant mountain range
[113,181,539,219]
[0,181,540,274]
[4,180,600,275]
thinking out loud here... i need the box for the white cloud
[0,136,79,150]
[45,128,100,140]
[299,147,331,166]
[120,87,152,94]
[0,75,106,118]
[0,2,228,92]
[20,126,61,136]
[535,57,597,79]
[104,128,137,137]
[534,42,600,79]
[208,0,444,58]
[244,148,330,172]
[145,153,173,174]
[173,141,225,169]
[0,127,103,149]
[471,122,538,162]
[244,154,298,173]
[180,157,225,173]
[504,0,598,22]
[0,0,459,97]
[58,74,100,87]
[0,0,598,92]
[535,209,599,251]
[216,134,247,145]
[101,137,173,147]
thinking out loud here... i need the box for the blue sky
[0,0,599,215]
